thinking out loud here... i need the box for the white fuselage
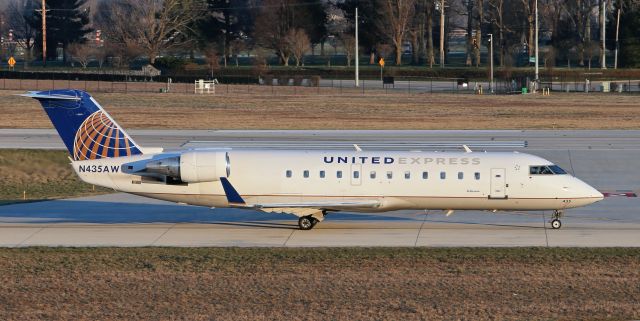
[73,150,603,212]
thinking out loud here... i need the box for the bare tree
[93,47,108,69]
[376,43,393,61]
[464,0,474,66]
[377,0,416,65]
[67,43,92,69]
[95,0,206,64]
[339,34,356,67]
[408,0,428,65]
[229,39,246,67]
[473,0,484,67]
[545,45,557,71]
[565,0,598,66]
[425,1,435,67]
[104,41,143,68]
[487,0,508,66]
[520,0,535,57]
[585,41,599,69]
[203,45,220,77]
[253,0,297,66]
[542,0,566,49]
[252,46,270,72]
[285,29,311,67]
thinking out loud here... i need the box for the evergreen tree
[192,0,253,61]
[299,0,328,52]
[336,0,383,64]
[30,0,92,63]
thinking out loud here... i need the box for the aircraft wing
[219,178,381,211]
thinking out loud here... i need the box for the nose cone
[562,177,604,208]
[577,179,604,205]
[587,186,605,202]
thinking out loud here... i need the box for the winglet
[220,177,246,205]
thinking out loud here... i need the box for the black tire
[551,219,562,229]
[298,216,315,230]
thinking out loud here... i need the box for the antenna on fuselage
[353,144,363,152]
[462,145,472,153]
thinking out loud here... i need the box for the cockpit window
[549,165,567,174]
[530,165,568,175]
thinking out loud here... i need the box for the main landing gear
[550,210,563,229]
[298,216,318,230]
[297,211,326,230]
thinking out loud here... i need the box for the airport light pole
[355,7,359,87]
[614,8,620,69]
[534,0,539,91]
[601,0,607,69]
[489,33,493,93]
[439,0,445,68]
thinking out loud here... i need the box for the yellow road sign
[8,57,16,67]
[379,58,385,67]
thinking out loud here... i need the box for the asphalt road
[0,129,638,247]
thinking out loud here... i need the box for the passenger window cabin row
[285,170,481,180]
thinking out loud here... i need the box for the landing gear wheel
[298,216,317,230]
[550,210,564,229]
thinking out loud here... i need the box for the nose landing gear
[550,210,563,229]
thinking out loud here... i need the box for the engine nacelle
[179,151,230,183]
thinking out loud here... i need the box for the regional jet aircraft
[25,90,603,230]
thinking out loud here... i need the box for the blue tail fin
[24,89,143,161]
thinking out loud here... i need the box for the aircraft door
[350,164,362,186]
[490,168,507,199]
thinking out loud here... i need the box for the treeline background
[0,0,639,70]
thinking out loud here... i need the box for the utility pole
[39,0,47,66]
[439,0,445,68]
[614,8,620,69]
[534,0,539,91]
[601,0,606,69]
[489,33,493,93]
[355,7,359,87]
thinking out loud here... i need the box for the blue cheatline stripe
[220,177,245,205]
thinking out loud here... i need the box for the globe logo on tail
[72,110,140,160]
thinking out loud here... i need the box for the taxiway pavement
[0,193,637,247]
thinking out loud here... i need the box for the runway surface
[1,129,639,247]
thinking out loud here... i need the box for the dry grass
[0,149,109,202]
[0,247,638,321]
[1,88,639,130]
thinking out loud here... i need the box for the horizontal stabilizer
[20,92,81,101]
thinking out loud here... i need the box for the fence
[0,72,638,95]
